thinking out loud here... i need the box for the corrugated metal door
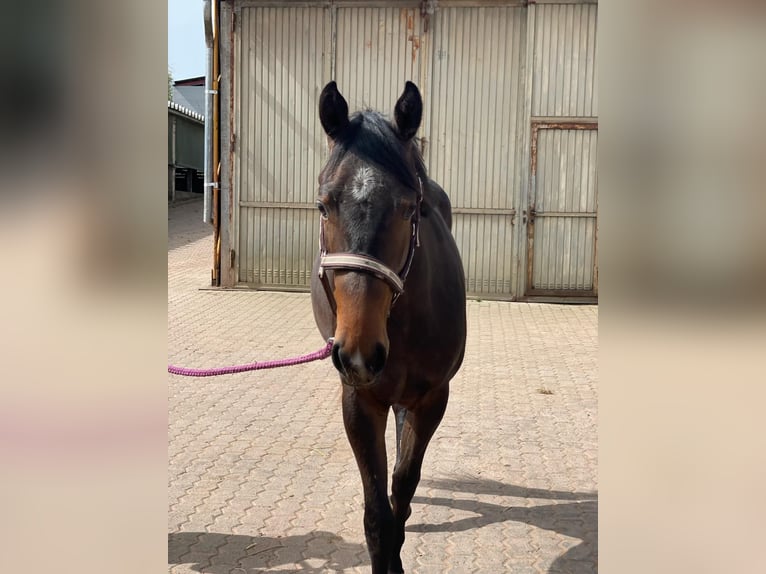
[523,2,598,298]
[335,6,427,118]
[531,3,598,118]
[526,123,597,296]
[235,4,425,288]
[427,5,526,297]
[228,1,598,298]
[234,5,331,286]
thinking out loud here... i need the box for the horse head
[315,81,424,387]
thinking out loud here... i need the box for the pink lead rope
[168,339,334,377]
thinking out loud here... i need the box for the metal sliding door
[234,5,331,286]
[526,123,597,296]
[229,1,599,299]
[427,5,527,297]
[334,6,428,119]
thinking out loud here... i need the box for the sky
[168,0,206,80]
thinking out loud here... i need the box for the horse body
[310,81,466,574]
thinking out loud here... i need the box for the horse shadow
[168,530,369,574]
[169,478,596,573]
[410,477,597,573]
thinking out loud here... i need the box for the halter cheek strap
[318,177,423,315]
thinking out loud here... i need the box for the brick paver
[168,199,597,573]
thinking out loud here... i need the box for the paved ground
[168,199,598,574]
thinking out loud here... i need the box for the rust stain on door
[411,35,420,63]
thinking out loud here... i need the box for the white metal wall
[235,5,331,285]
[226,1,599,299]
[428,5,526,296]
[335,7,427,116]
[531,3,598,118]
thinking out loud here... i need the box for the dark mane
[321,110,427,191]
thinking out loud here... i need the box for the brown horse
[311,81,466,574]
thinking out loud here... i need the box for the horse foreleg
[389,384,449,573]
[342,389,393,574]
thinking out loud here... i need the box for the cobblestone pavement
[168,200,598,574]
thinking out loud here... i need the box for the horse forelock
[322,111,424,192]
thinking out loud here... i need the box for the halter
[318,177,423,315]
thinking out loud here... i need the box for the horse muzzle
[331,339,388,387]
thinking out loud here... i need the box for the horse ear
[319,81,349,139]
[393,81,422,141]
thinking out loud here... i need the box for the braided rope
[168,340,334,377]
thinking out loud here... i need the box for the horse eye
[316,201,329,219]
[402,204,416,219]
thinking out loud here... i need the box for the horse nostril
[331,341,344,373]
[367,343,387,376]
